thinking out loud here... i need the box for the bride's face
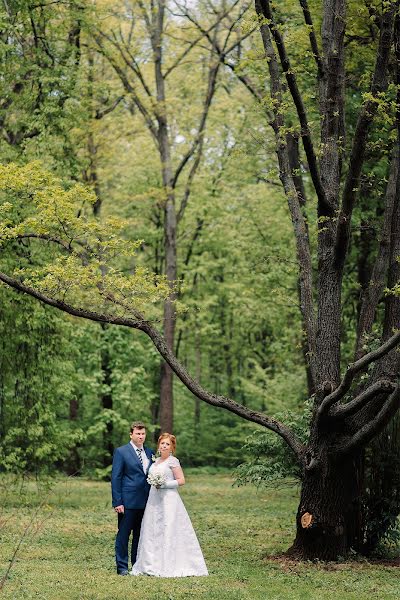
[159,439,171,455]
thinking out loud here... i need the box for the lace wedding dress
[131,456,208,577]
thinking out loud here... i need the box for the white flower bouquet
[147,471,166,488]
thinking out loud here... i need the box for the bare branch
[0,486,55,591]
[94,38,159,145]
[173,60,219,199]
[136,0,153,38]
[95,95,125,119]
[175,1,267,115]
[96,28,153,98]
[165,0,244,78]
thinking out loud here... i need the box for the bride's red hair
[158,432,176,454]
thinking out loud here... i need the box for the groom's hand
[115,505,125,513]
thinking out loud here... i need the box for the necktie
[136,448,143,466]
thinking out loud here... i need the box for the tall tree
[1,0,400,561]
[89,0,250,431]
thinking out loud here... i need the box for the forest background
[1,0,400,562]
[0,0,308,477]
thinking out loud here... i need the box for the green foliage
[234,403,311,488]
[0,162,170,314]
[0,0,307,476]
[0,291,83,475]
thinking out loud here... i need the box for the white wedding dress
[131,456,208,577]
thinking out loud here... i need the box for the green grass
[0,473,399,599]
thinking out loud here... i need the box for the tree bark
[153,0,176,433]
[290,452,364,559]
[100,324,114,467]
[194,325,202,430]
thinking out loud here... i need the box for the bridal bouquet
[147,472,166,488]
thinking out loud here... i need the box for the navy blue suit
[111,443,153,573]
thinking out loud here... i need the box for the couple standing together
[111,421,208,577]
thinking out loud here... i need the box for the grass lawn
[0,472,399,599]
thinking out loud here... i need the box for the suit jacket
[111,443,153,509]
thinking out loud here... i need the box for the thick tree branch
[318,0,346,216]
[141,320,305,461]
[0,270,305,462]
[258,0,327,212]
[335,3,396,266]
[317,330,400,417]
[337,384,400,456]
[255,0,317,382]
[298,0,324,78]
[354,144,399,359]
[330,379,396,418]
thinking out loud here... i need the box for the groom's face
[130,427,146,448]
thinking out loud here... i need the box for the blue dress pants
[115,508,145,573]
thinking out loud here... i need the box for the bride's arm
[171,465,185,486]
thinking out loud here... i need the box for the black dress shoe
[117,570,129,576]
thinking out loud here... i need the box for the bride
[131,433,208,577]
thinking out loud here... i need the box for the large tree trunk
[290,452,364,560]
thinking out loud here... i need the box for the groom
[111,421,153,575]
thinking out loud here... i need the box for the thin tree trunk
[194,328,201,430]
[84,59,114,461]
[154,1,176,433]
[287,133,315,396]
[100,323,114,467]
